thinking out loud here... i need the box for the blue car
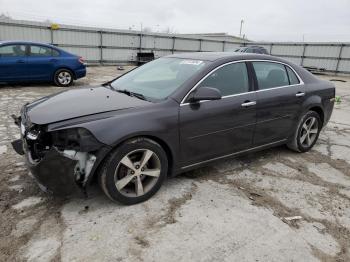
[0,41,86,86]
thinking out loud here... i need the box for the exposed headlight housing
[27,130,40,140]
[50,128,103,152]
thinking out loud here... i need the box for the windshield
[110,58,208,100]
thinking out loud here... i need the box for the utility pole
[239,19,244,38]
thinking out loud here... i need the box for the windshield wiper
[102,81,113,88]
[116,89,148,101]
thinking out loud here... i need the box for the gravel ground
[0,66,350,262]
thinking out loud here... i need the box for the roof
[166,52,276,62]
[0,40,55,47]
[237,46,267,49]
[177,33,248,42]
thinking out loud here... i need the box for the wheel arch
[308,106,324,126]
[136,135,174,176]
[88,134,175,187]
[302,95,325,126]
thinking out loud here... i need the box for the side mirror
[189,86,222,102]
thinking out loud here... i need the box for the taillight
[78,57,85,64]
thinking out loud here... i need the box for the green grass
[335,96,341,104]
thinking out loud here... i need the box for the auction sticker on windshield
[180,60,204,65]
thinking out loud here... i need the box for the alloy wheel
[114,149,161,197]
[300,116,319,147]
[57,71,72,85]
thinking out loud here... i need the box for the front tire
[54,69,73,87]
[99,138,168,205]
[287,111,322,152]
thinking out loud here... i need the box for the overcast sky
[1,0,350,42]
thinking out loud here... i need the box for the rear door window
[29,45,54,56]
[252,62,289,90]
[0,44,27,57]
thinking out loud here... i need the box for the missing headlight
[51,128,103,152]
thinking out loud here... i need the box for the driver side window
[198,62,249,96]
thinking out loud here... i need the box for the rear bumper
[74,67,86,79]
[323,98,335,127]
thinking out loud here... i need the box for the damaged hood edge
[45,108,133,131]
[24,86,151,125]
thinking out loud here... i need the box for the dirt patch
[134,236,150,248]
[163,182,198,225]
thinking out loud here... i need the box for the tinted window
[245,48,254,53]
[29,45,55,56]
[253,48,262,54]
[260,48,268,54]
[0,45,26,57]
[286,66,300,85]
[198,62,249,96]
[252,62,289,90]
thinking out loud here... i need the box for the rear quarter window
[52,49,60,56]
[286,66,300,85]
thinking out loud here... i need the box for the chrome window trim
[180,59,304,106]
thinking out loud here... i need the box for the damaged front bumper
[11,114,109,196]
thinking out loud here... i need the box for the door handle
[296,92,305,97]
[241,101,257,107]
[16,59,25,63]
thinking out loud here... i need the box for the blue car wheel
[54,69,73,87]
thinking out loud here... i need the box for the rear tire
[54,69,73,87]
[287,111,322,152]
[98,138,168,205]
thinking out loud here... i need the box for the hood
[26,86,151,125]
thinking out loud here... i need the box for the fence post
[222,41,226,51]
[335,44,344,75]
[139,32,142,53]
[199,39,202,52]
[171,37,176,54]
[301,43,307,66]
[269,43,273,55]
[50,27,53,45]
[99,31,103,65]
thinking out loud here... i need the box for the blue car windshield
[110,58,207,100]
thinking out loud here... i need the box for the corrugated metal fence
[1,19,350,74]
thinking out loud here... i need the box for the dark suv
[235,46,269,55]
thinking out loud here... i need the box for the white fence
[1,19,350,74]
